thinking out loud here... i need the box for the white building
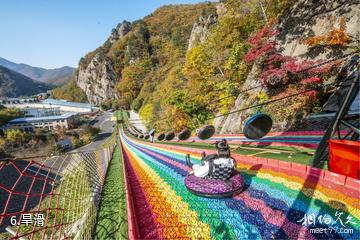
[22,107,61,117]
[3,98,94,114]
[7,112,77,132]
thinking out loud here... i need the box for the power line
[207,82,338,120]
[206,51,359,120]
[208,50,359,106]
[137,51,359,128]
[208,84,264,105]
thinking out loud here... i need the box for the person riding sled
[186,139,236,180]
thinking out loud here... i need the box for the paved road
[26,111,115,175]
[72,111,115,152]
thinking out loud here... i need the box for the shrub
[84,126,101,138]
[303,17,351,47]
[80,133,92,145]
[6,129,28,147]
[131,99,143,112]
[51,145,66,155]
[0,138,6,154]
[71,137,84,148]
[100,102,111,111]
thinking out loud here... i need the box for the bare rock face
[109,21,131,44]
[277,0,359,59]
[188,14,217,50]
[76,21,132,105]
[76,54,117,105]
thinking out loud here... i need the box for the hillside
[0,57,75,86]
[0,66,50,98]
[73,3,215,105]
[52,75,88,103]
[70,0,359,133]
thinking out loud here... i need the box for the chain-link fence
[0,135,116,239]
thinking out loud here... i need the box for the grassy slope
[94,145,128,239]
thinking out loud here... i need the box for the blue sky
[0,0,208,69]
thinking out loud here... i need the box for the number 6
[10,216,17,226]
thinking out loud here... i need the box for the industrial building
[22,107,61,117]
[6,112,78,132]
[3,98,94,113]
[42,99,93,113]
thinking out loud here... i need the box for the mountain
[0,65,51,98]
[74,4,215,105]
[70,0,358,133]
[0,57,75,86]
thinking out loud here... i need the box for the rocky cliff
[109,21,131,44]
[77,54,117,105]
[76,21,131,105]
[188,13,217,50]
[73,1,358,133]
[75,4,213,107]
[218,0,360,134]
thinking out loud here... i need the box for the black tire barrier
[243,113,272,139]
[144,134,150,139]
[157,133,165,141]
[178,129,191,141]
[197,125,215,140]
[165,132,175,141]
[139,134,144,139]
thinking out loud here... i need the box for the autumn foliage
[304,17,351,47]
[243,21,346,90]
[63,1,354,131]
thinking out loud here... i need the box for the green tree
[116,58,151,108]
[52,77,88,103]
[131,99,143,112]
[84,126,101,138]
[0,108,24,126]
[6,129,27,147]
[0,137,6,154]
[100,102,111,111]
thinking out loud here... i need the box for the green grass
[234,145,315,165]
[147,139,320,167]
[94,145,128,240]
[115,111,128,124]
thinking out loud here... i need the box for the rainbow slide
[119,129,360,239]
